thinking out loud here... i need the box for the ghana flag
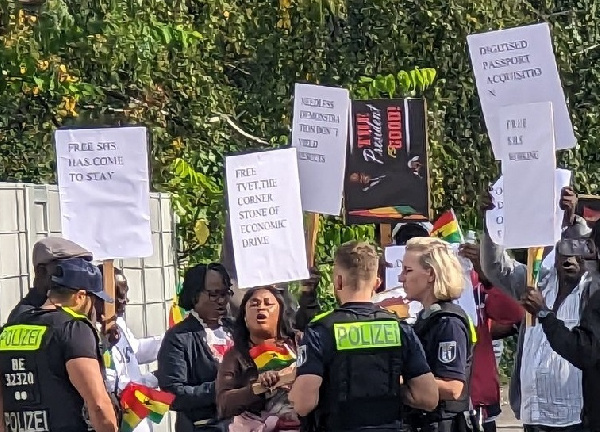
[249,343,295,372]
[430,210,464,244]
[528,247,545,287]
[168,281,186,328]
[103,349,115,370]
[120,383,175,432]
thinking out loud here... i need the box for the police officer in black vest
[0,257,118,432]
[399,237,477,432]
[289,240,439,432]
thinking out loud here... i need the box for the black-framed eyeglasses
[205,289,234,302]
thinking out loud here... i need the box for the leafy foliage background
[1,0,599,375]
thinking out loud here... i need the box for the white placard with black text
[291,83,350,215]
[55,127,152,260]
[226,148,309,288]
[467,23,575,159]
[487,168,571,246]
[500,102,557,248]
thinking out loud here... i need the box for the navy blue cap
[51,258,113,303]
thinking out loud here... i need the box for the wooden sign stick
[379,224,393,247]
[102,259,116,330]
[525,247,544,327]
[305,213,320,267]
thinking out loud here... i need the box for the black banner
[344,98,430,224]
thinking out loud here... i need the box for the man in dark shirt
[522,221,600,431]
[289,241,438,431]
[7,237,92,323]
[0,257,117,432]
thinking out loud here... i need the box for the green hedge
[1,0,599,266]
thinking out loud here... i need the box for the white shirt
[520,271,585,426]
[189,311,233,363]
[105,317,164,432]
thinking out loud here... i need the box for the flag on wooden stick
[431,210,464,244]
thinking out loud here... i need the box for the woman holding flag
[216,286,299,431]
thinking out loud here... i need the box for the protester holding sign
[520,221,600,432]
[480,189,591,431]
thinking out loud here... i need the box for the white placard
[501,102,557,248]
[384,246,406,291]
[467,23,575,159]
[55,127,152,260]
[487,168,571,245]
[291,84,350,215]
[376,246,422,323]
[226,148,309,288]
[452,245,478,326]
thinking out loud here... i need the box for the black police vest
[309,305,405,431]
[0,307,103,432]
[413,302,476,415]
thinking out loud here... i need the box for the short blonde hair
[405,237,464,301]
[334,240,379,288]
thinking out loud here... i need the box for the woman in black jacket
[157,263,234,432]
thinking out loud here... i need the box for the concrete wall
[0,182,177,431]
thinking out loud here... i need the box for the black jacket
[295,290,320,331]
[157,315,233,432]
[6,289,46,323]
[539,271,600,431]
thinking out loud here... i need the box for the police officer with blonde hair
[289,240,439,431]
[400,237,477,432]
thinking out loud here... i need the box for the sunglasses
[557,238,597,260]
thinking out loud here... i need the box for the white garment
[520,271,585,426]
[105,316,164,432]
[454,247,478,326]
[189,311,233,363]
[542,248,555,269]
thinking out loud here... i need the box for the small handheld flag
[249,343,295,372]
[120,383,175,432]
[103,349,115,370]
[431,210,464,244]
[168,282,186,328]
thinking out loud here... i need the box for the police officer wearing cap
[399,237,477,432]
[0,257,118,432]
[289,240,439,432]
